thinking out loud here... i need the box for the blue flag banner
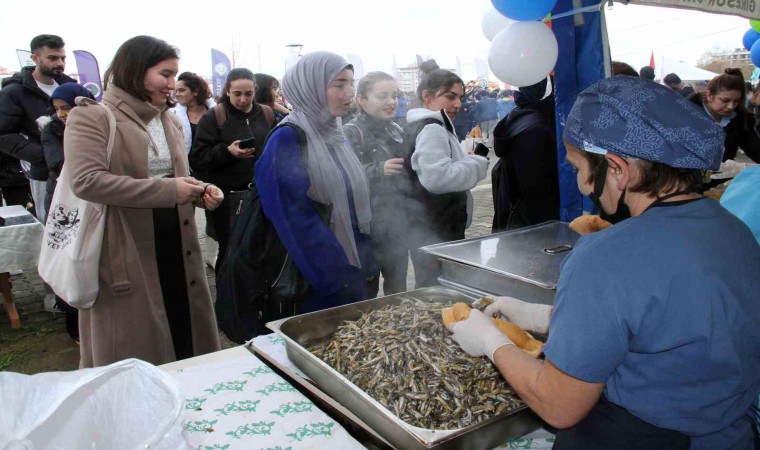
[211,49,231,98]
[73,50,103,101]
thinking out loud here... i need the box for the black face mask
[588,159,631,224]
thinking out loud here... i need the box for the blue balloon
[492,0,558,21]
[743,28,760,51]
[751,39,760,67]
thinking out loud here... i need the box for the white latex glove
[473,296,552,335]
[710,160,755,179]
[451,309,514,361]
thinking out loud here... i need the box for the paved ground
[0,151,497,374]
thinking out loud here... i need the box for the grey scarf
[280,51,371,268]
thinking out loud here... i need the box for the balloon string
[545,4,602,21]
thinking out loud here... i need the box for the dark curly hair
[254,73,279,105]
[177,72,212,106]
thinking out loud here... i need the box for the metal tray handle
[542,244,573,255]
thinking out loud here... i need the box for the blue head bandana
[563,76,725,170]
[50,82,95,107]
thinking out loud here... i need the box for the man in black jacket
[0,34,74,314]
[0,34,74,222]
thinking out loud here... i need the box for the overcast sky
[0,0,751,82]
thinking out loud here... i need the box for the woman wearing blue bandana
[450,76,760,450]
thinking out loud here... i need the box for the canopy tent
[549,0,757,221]
[655,56,720,82]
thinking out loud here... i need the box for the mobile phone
[239,137,256,149]
[474,143,490,157]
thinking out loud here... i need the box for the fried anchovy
[310,298,524,430]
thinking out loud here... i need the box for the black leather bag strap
[264,122,308,165]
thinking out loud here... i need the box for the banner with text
[629,0,760,20]
[73,50,103,101]
[16,50,34,69]
[211,49,231,98]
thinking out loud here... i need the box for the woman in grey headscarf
[255,51,378,312]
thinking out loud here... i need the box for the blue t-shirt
[543,198,760,450]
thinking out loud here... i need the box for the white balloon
[488,21,558,87]
[482,5,515,42]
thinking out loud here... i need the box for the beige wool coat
[64,86,220,368]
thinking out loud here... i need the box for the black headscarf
[496,78,554,142]
[514,78,548,106]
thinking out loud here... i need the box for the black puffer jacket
[189,102,273,191]
[0,67,75,185]
[343,111,407,239]
[40,115,65,213]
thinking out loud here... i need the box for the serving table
[160,346,366,449]
[0,205,44,329]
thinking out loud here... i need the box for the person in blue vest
[472,89,499,145]
[255,52,377,312]
[393,90,409,129]
[720,165,760,244]
[451,76,760,450]
[496,89,515,120]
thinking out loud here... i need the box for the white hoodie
[406,107,489,227]
[171,98,217,154]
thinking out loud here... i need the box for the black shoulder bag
[215,123,327,343]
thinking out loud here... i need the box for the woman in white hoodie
[172,72,215,154]
[171,72,218,268]
[404,69,489,287]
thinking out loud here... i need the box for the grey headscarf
[280,51,371,268]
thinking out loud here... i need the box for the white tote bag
[38,99,116,310]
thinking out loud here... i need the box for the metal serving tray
[421,221,579,305]
[267,287,541,450]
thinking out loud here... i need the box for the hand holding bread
[443,302,543,358]
[474,296,553,335]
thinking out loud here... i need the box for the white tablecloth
[161,346,365,449]
[252,335,557,449]
[0,205,43,273]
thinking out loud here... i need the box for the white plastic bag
[0,359,192,450]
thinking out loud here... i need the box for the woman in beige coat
[63,36,223,367]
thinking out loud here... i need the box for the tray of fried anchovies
[267,287,541,450]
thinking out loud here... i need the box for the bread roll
[441,307,456,330]
[569,215,612,235]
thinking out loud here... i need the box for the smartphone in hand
[239,137,256,149]
[474,143,490,158]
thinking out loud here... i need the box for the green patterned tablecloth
[165,348,365,449]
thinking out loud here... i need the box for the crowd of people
[0,33,758,449]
